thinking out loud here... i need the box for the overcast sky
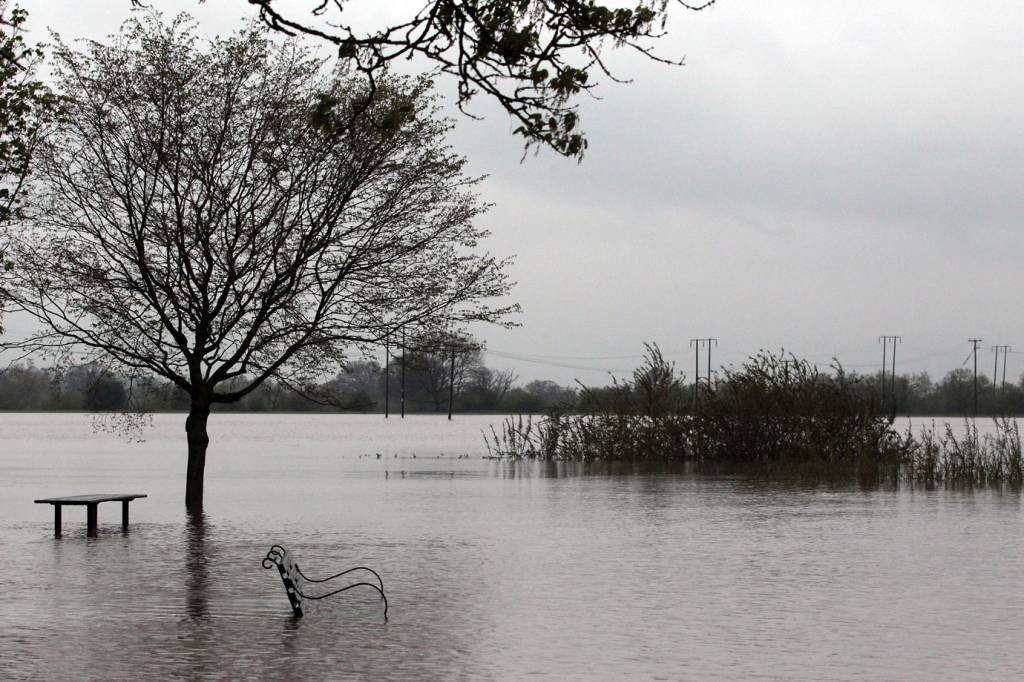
[18,1,1024,385]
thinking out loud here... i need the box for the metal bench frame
[262,545,388,619]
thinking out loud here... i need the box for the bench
[262,545,388,619]
[34,494,147,537]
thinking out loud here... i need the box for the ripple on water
[1,413,1023,680]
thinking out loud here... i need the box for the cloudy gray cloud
[17,0,1024,385]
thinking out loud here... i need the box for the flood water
[1,413,1022,680]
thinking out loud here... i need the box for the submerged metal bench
[262,545,388,619]
[34,493,147,537]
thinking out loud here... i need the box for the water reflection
[487,459,700,479]
[185,508,209,621]
[2,414,1023,679]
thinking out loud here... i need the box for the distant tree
[0,3,63,331]
[503,379,576,412]
[389,333,478,411]
[522,379,576,406]
[145,0,716,158]
[82,374,127,411]
[2,15,515,508]
[935,368,979,415]
[323,359,385,410]
[0,362,55,409]
[459,360,516,410]
[63,362,128,411]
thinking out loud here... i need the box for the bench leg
[122,500,129,530]
[54,505,61,537]
[87,503,98,537]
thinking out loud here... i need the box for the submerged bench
[34,494,147,537]
[262,545,388,619]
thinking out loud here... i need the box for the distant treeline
[0,350,576,414]
[0,350,1021,415]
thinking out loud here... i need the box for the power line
[483,350,632,373]
[497,352,644,361]
[472,340,1015,386]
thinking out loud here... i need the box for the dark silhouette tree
[323,359,386,410]
[139,0,716,158]
[400,335,481,410]
[2,15,515,508]
[459,360,517,409]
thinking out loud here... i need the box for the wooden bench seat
[34,494,147,537]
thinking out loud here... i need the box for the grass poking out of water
[906,418,1023,486]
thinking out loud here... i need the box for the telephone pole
[384,334,390,418]
[992,345,1012,393]
[706,338,717,392]
[878,336,901,407]
[689,338,718,399]
[992,345,1000,398]
[401,326,407,419]
[448,344,456,421]
[690,339,699,401]
[968,338,982,416]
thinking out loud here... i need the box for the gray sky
[18,1,1024,385]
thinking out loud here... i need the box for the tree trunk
[185,398,211,510]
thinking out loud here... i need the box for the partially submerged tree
[2,15,515,508]
[145,0,716,158]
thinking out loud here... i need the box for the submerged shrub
[688,351,901,467]
[485,345,1022,486]
[485,343,687,461]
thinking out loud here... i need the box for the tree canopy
[157,0,716,158]
[0,2,63,331]
[0,2,62,223]
[2,14,516,505]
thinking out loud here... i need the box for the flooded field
[1,413,1022,680]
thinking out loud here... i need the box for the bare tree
[323,359,385,410]
[2,15,515,508]
[460,361,516,409]
[138,0,716,158]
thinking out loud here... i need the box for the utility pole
[968,338,982,416]
[689,338,718,399]
[401,326,406,419]
[706,338,717,393]
[879,336,887,404]
[384,334,390,418]
[878,336,901,408]
[448,344,456,421]
[690,339,700,402]
[992,345,1012,393]
[992,345,1000,398]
